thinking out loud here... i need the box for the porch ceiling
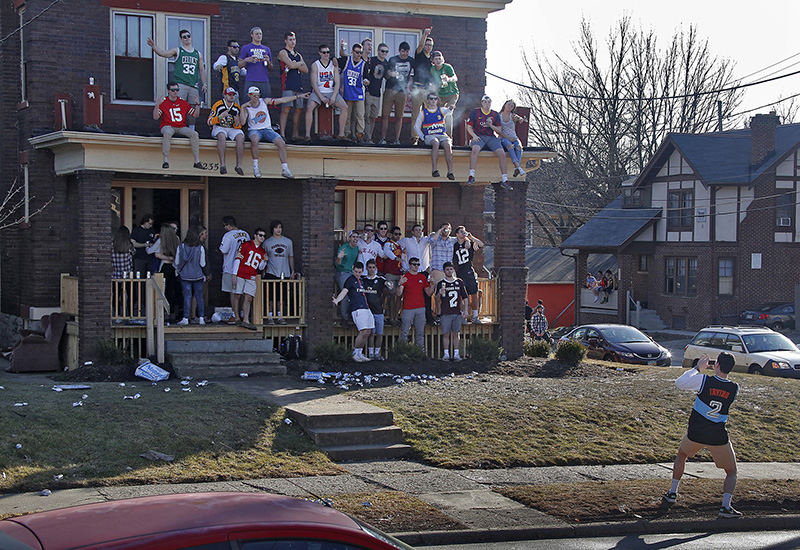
[29,131,557,184]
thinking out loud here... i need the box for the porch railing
[255,276,306,325]
[111,275,148,321]
[478,277,497,320]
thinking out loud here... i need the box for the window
[166,16,207,92]
[725,333,744,352]
[638,255,648,272]
[405,192,427,234]
[113,13,154,101]
[383,30,419,55]
[336,27,374,53]
[334,190,345,232]
[776,189,794,229]
[356,191,394,230]
[667,189,693,229]
[664,256,697,296]
[718,258,734,296]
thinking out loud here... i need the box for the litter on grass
[300,371,453,390]
[40,489,51,497]
[53,474,63,480]
[239,373,249,377]
[284,418,292,425]
[13,402,28,407]
[52,384,91,391]
[15,443,22,449]
[72,401,83,407]
[135,360,169,382]
[140,450,174,462]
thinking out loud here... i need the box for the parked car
[558,324,671,366]
[682,325,800,378]
[0,492,415,550]
[739,302,795,331]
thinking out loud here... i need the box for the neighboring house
[0,0,556,361]
[561,112,800,330]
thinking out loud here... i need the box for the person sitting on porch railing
[586,272,599,303]
[602,269,617,304]
[332,261,374,363]
[232,228,268,330]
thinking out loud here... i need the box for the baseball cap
[248,86,260,95]
[224,87,236,95]
[481,95,491,101]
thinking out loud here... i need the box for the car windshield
[599,326,650,343]
[742,333,799,353]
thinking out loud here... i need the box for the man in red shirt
[397,256,434,350]
[231,228,267,330]
[153,81,203,170]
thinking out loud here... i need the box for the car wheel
[771,321,784,331]
[748,363,763,375]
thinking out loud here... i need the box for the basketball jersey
[235,241,266,280]
[688,374,739,445]
[314,59,336,94]
[420,106,446,136]
[342,56,365,101]
[453,240,475,274]
[436,278,468,315]
[174,46,200,87]
[245,98,271,130]
[220,54,243,94]
[280,48,303,91]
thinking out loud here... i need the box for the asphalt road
[417,529,800,549]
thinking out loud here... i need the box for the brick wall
[432,183,486,272]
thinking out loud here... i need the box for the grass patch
[330,491,465,533]
[496,479,800,522]
[0,379,341,493]
[355,366,800,468]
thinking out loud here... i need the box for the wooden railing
[60,274,78,315]
[255,276,306,325]
[478,277,497,320]
[111,276,148,321]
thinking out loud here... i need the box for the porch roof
[559,196,661,252]
[29,131,557,184]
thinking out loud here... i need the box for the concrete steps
[635,308,667,331]
[286,399,410,461]
[166,339,286,378]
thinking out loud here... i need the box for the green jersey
[431,63,458,97]
[174,46,200,87]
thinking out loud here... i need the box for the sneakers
[442,354,451,361]
[253,165,261,178]
[513,167,520,177]
[467,176,475,185]
[234,166,244,176]
[281,167,294,179]
[353,353,369,363]
[447,172,455,180]
[241,321,258,331]
[432,170,440,178]
[162,161,169,169]
[198,317,205,325]
[718,506,742,518]
[177,318,189,326]
[266,317,275,326]
[499,181,514,191]
[193,162,204,169]
[377,139,388,145]
[452,354,463,362]
[662,492,677,504]
[472,316,482,324]
[276,317,287,325]
[220,166,227,175]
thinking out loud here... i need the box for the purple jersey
[240,43,272,83]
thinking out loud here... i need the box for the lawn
[351,362,800,468]
[0,379,341,494]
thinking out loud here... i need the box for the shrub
[467,337,502,363]
[311,342,352,367]
[524,339,551,358]
[94,339,132,365]
[555,339,585,366]
[389,340,427,363]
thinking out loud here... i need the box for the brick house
[1,0,555,362]
[561,112,800,330]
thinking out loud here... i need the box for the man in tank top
[148,29,207,128]
[303,44,348,141]
[277,32,308,141]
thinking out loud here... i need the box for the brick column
[302,178,337,352]
[493,182,528,359]
[76,170,112,360]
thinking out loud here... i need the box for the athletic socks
[469,169,475,177]
[443,351,450,360]
[368,347,375,358]
[472,309,478,318]
[501,173,508,182]
[722,493,732,508]
[671,479,680,493]
[281,162,289,171]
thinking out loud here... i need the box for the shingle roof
[482,246,616,283]
[558,197,661,251]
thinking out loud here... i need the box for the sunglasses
[320,50,330,54]
[225,92,236,96]
[256,233,266,237]
[230,45,240,49]
[379,49,389,53]
[410,262,420,266]
[427,96,438,101]
[181,35,190,39]
[168,88,179,92]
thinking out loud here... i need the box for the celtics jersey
[174,46,200,87]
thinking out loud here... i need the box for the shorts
[249,127,282,143]
[212,126,244,140]
[471,135,503,152]
[679,434,736,471]
[382,89,407,118]
[458,269,479,295]
[177,83,200,105]
[282,89,305,108]
[221,272,236,293]
[309,92,346,109]
[352,308,375,331]
[371,313,385,335]
[424,134,451,146]
[233,276,257,296]
[440,313,463,334]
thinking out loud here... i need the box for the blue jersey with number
[688,374,738,445]
[342,56,365,101]
[420,106,446,136]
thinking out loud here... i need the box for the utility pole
[717,100,723,132]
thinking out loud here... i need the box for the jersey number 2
[707,400,722,418]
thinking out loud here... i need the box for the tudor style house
[562,112,800,330]
[0,0,556,364]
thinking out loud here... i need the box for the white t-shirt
[264,235,294,277]
[219,228,250,274]
[357,239,385,267]
[398,236,432,272]
[245,98,272,131]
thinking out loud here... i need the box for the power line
[0,0,62,46]
[734,51,800,83]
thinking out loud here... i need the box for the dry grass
[331,491,465,533]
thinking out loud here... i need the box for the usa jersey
[235,241,266,280]
[688,374,739,445]
[342,56,365,101]
[314,59,336,93]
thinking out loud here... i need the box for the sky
[486,0,800,127]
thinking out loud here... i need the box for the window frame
[664,256,697,296]
[775,188,794,230]
[355,190,395,230]
[718,257,735,296]
[667,189,694,230]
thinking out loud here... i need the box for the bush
[311,342,352,367]
[389,340,427,363]
[467,337,502,363]
[93,339,132,366]
[524,339,551,358]
[555,339,586,366]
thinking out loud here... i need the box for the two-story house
[561,112,800,330]
[1,0,556,363]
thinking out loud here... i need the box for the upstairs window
[667,189,693,230]
[113,13,154,102]
[718,258,734,296]
[776,189,794,230]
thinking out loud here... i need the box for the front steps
[165,339,285,378]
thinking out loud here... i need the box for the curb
[394,514,800,546]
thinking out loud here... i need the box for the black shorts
[688,420,729,446]
[458,268,478,295]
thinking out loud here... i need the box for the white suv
[682,326,800,378]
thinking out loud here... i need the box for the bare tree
[0,178,52,231]
[520,17,742,240]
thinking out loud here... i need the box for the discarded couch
[7,312,68,372]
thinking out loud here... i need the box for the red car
[0,492,416,550]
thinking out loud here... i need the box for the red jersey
[467,108,500,137]
[159,97,193,129]
[235,240,266,279]
[400,272,429,310]
[383,240,403,276]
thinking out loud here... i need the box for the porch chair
[7,312,69,372]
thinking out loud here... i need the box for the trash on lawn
[135,360,169,382]
[72,401,83,407]
[52,384,91,391]
[119,383,126,387]
[140,450,174,462]
[182,388,192,392]
[164,387,171,392]
[82,394,88,400]
[53,474,63,480]
[181,380,190,386]
[39,489,51,497]
[15,443,22,449]
[196,380,208,387]
[123,393,141,400]
[301,371,324,381]
[0,386,5,390]
[83,361,93,366]
[283,418,292,425]
[239,373,249,377]
[1,472,6,479]
[362,501,372,507]
[13,402,28,407]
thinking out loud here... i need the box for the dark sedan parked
[558,324,671,366]
[739,302,795,331]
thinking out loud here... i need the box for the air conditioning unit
[777,217,792,227]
